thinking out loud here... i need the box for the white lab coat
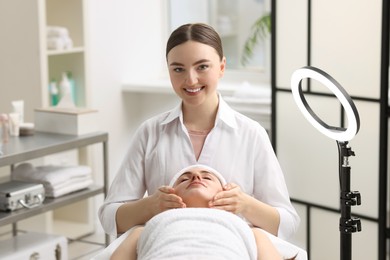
[98,95,300,239]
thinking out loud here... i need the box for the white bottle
[57,72,76,108]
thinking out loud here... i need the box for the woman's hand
[209,183,280,236]
[150,186,186,215]
[208,183,249,215]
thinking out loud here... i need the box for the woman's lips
[184,86,204,93]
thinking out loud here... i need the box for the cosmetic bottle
[49,79,59,106]
[57,72,76,108]
[8,113,20,137]
[0,114,9,143]
[11,100,24,124]
[66,71,76,105]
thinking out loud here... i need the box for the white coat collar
[161,93,237,129]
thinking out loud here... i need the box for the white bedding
[92,208,307,260]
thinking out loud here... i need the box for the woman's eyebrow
[193,59,210,66]
[169,59,211,67]
[169,62,184,67]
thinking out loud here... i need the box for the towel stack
[47,26,73,50]
[11,163,93,198]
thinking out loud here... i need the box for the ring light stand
[291,66,361,260]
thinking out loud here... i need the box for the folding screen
[272,0,388,259]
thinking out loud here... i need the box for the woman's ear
[219,57,226,78]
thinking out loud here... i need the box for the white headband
[169,164,227,187]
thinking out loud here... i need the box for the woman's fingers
[209,183,246,214]
[156,186,186,211]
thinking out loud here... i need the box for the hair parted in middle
[166,23,224,61]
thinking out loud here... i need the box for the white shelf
[47,47,85,56]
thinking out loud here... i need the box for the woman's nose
[185,70,198,86]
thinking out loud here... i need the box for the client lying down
[111,165,297,260]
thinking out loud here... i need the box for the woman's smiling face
[167,40,226,108]
[173,167,223,207]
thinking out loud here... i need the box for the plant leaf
[241,12,271,66]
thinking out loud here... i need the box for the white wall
[87,0,167,183]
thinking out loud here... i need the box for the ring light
[291,66,360,141]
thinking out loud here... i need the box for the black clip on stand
[291,66,361,260]
[338,141,361,260]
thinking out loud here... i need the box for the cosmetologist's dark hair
[166,23,224,61]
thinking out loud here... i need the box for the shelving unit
[0,131,109,246]
[0,0,90,119]
[45,0,89,108]
[0,0,100,245]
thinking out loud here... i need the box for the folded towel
[44,177,93,198]
[137,208,257,260]
[47,26,69,38]
[11,163,93,197]
[47,36,73,50]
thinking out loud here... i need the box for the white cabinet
[0,0,98,242]
[46,0,89,108]
[0,0,89,119]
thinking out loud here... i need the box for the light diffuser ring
[290,66,360,141]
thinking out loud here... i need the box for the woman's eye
[179,178,189,183]
[173,67,184,73]
[204,177,212,180]
[198,64,209,71]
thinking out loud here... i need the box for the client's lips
[187,181,206,188]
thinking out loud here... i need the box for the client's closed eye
[179,178,189,183]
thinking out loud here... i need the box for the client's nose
[191,173,202,181]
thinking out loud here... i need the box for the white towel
[46,26,73,50]
[44,176,93,198]
[47,36,73,50]
[11,163,93,197]
[137,208,257,260]
[47,26,69,38]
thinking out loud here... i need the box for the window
[168,0,270,76]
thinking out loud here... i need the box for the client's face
[173,167,223,208]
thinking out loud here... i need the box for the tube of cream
[11,100,24,124]
[0,114,9,143]
[8,113,20,137]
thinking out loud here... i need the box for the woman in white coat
[99,23,299,240]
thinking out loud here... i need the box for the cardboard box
[0,232,68,260]
[35,107,98,135]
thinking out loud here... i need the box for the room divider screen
[271,1,389,259]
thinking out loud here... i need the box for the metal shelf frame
[0,131,109,245]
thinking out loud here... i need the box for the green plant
[241,12,271,66]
